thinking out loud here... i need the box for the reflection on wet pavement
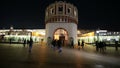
[0,43,120,68]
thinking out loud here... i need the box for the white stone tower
[45,1,78,45]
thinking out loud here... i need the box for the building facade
[45,1,78,45]
[78,29,120,44]
[0,1,120,45]
[0,27,45,43]
[0,27,120,45]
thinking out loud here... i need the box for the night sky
[0,0,120,31]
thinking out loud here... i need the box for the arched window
[58,6,63,11]
[50,8,54,14]
[58,6,63,14]
[74,10,77,16]
[68,8,71,13]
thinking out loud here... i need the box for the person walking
[95,41,99,51]
[71,40,74,48]
[115,40,118,51]
[23,39,26,47]
[78,40,80,50]
[51,39,57,50]
[57,39,62,53]
[9,38,12,44]
[28,37,33,53]
[81,40,84,49]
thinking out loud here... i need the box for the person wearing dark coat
[23,39,26,47]
[95,41,99,51]
[115,40,118,51]
[81,40,84,49]
[57,39,62,53]
[78,40,80,50]
[51,39,57,50]
[28,38,33,53]
[71,40,74,48]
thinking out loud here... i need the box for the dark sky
[0,0,120,31]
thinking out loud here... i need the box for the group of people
[51,39,62,53]
[95,41,106,52]
[23,38,119,53]
[23,37,33,53]
[78,40,85,50]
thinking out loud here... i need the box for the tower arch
[53,28,68,40]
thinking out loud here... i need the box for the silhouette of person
[81,40,84,49]
[9,38,12,44]
[78,40,80,50]
[27,40,29,45]
[99,41,104,52]
[71,40,74,48]
[115,40,118,51]
[102,41,107,52]
[51,39,57,50]
[28,37,33,53]
[95,41,99,51]
[57,39,62,53]
[23,39,26,47]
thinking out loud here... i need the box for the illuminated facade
[0,27,120,44]
[0,27,45,43]
[78,30,120,44]
[45,1,78,45]
[0,1,120,45]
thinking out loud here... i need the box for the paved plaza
[0,43,120,68]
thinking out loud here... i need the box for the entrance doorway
[53,28,68,46]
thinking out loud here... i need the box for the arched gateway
[45,1,78,45]
[53,28,68,40]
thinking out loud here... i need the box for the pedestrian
[99,41,104,52]
[71,40,74,48]
[9,38,12,44]
[115,40,118,51]
[81,40,84,49]
[51,39,57,50]
[27,40,29,45]
[95,41,99,51]
[57,39,62,53]
[28,37,33,53]
[78,40,80,50]
[23,39,26,47]
[103,41,107,52]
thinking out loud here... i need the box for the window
[68,8,71,13]
[50,8,54,14]
[74,10,77,16]
[58,6,63,12]
[58,6,63,14]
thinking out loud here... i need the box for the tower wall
[45,23,77,44]
[45,1,78,45]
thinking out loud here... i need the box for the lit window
[114,32,115,34]
[117,32,119,34]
